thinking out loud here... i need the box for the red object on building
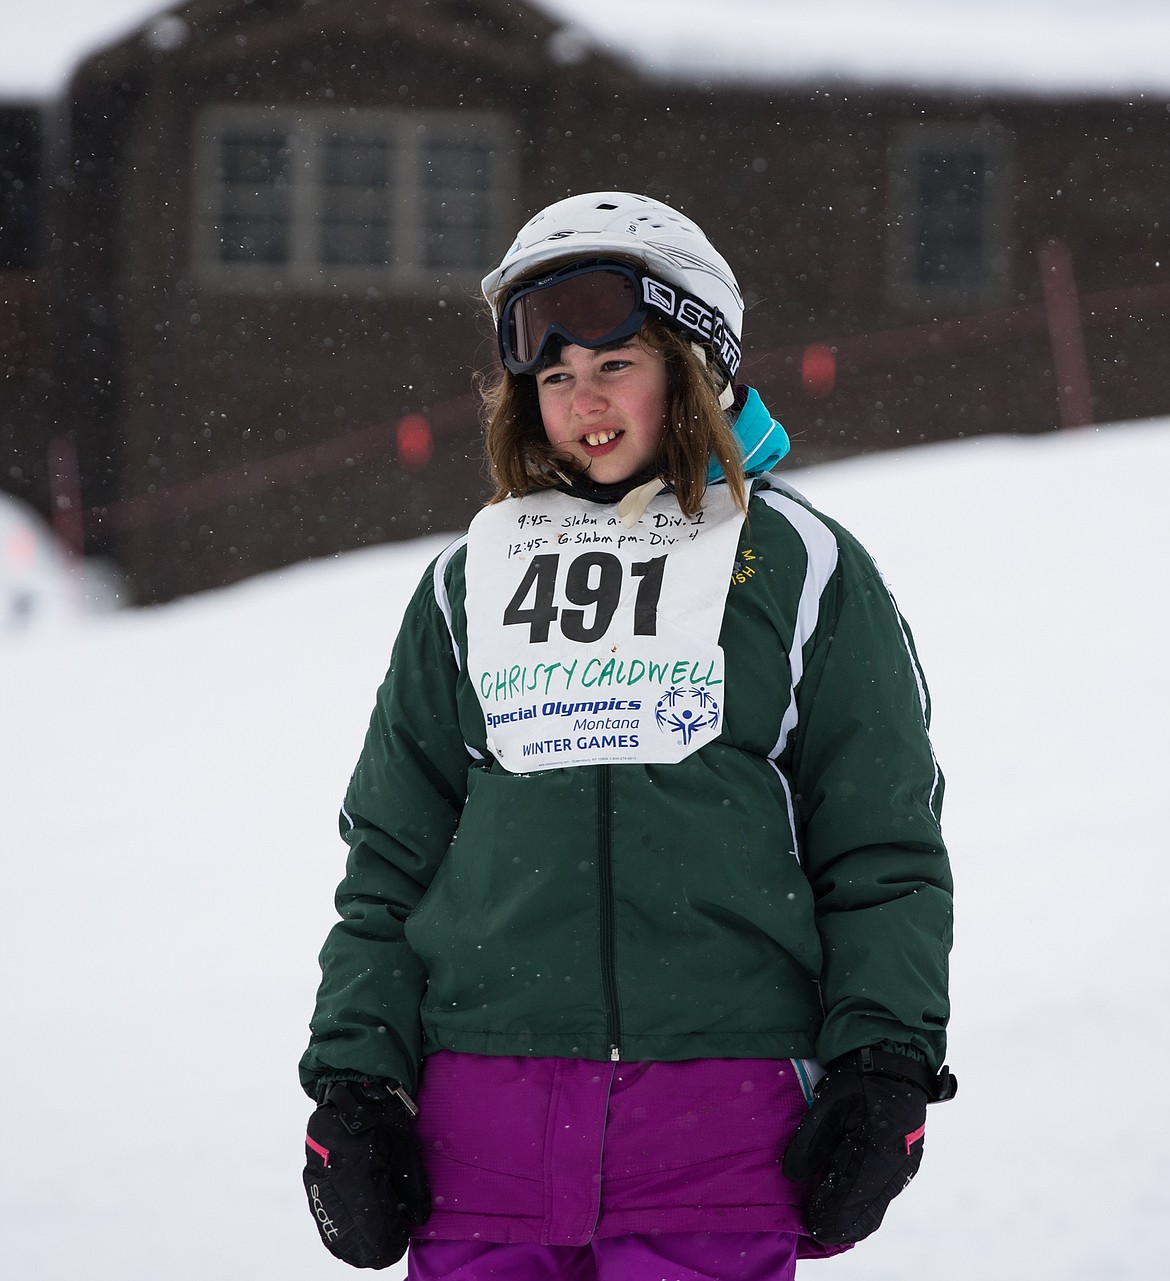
[801,343,837,398]
[1038,239,1093,429]
[396,414,434,472]
[48,435,85,554]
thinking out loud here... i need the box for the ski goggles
[496,259,741,383]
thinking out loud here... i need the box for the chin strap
[691,341,737,411]
[617,476,667,527]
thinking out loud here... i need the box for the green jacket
[301,475,952,1097]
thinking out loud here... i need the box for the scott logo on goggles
[641,277,741,380]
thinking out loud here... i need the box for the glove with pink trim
[783,1047,956,1245]
[303,1080,431,1269]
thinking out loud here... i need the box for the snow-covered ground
[0,494,126,630]
[3,419,1169,1279]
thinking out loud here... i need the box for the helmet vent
[595,202,618,210]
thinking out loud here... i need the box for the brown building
[10,0,1170,600]
[1,102,48,515]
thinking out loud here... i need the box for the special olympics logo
[654,686,721,747]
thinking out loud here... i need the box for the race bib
[464,487,745,772]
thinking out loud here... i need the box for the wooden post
[1038,239,1093,428]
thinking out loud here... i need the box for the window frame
[193,104,515,292]
[885,121,1013,310]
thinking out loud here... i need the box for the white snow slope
[3,418,1169,1279]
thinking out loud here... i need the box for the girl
[301,192,955,1281]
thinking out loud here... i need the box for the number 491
[502,552,666,643]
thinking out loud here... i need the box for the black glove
[783,1047,956,1246]
[303,1080,431,1269]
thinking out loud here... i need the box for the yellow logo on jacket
[731,548,759,586]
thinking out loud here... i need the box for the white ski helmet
[481,191,744,384]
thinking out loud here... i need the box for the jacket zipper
[597,764,622,1059]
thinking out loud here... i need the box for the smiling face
[535,337,669,486]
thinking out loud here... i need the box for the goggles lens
[500,264,645,374]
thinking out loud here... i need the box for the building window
[0,108,40,272]
[887,123,1012,308]
[217,127,292,264]
[195,107,513,288]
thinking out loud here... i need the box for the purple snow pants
[408,1232,798,1280]
[406,1052,848,1279]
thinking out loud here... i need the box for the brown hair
[479,279,746,519]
